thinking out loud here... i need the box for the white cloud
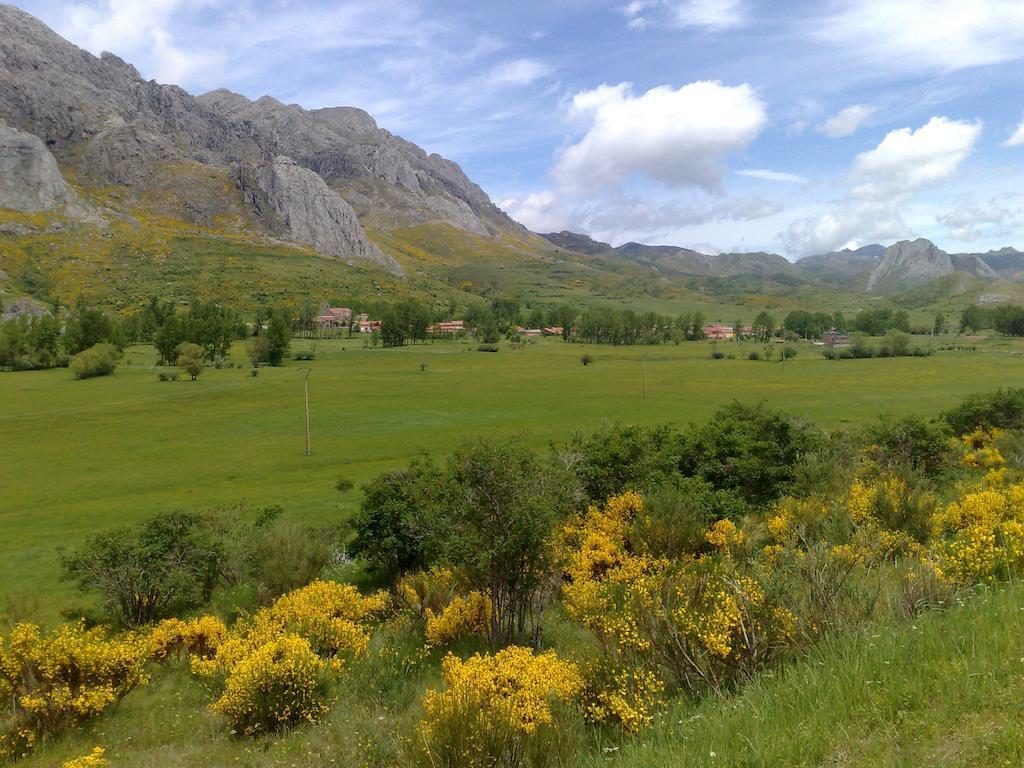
[487,58,551,87]
[553,81,766,194]
[672,0,746,30]
[936,197,1021,242]
[783,116,983,255]
[737,168,807,184]
[618,0,746,31]
[818,0,1024,74]
[497,191,573,233]
[1004,117,1024,148]
[60,0,225,86]
[816,104,875,138]
[851,117,982,199]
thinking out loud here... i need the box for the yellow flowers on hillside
[149,615,227,662]
[417,647,583,767]
[706,518,745,553]
[0,623,148,761]
[930,483,1024,584]
[424,591,492,647]
[212,634,330,735]
[61,747,108,768]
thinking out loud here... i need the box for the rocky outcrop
[796,245,883,281]
[240,157,401,274]
[867,239,998,293]
[0,296,50,320]
[0,120,81,213]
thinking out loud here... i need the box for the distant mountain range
[540,232,1024,295]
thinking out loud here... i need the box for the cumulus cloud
[783,116,983,255]
[850,117,982,199]
[496,191,573,233]
[487,58,551,87]
[619,0,746,31]
[816,104,875,138]
[736,168,807,183]
[1004,117,1024,148]
[817,0,1024,74]
[60,0,225,87]
[936,196,1022,242]
[553,81,766,195]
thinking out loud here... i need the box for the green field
[3,335,1024,621]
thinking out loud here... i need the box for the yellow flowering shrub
[582,665,663,734]
[212,634,330,735]
[62,747,108,768]
[396,567,457,619]
[416,647,583,767]
[930,482,1024,584]
[149,615,227,662]
[961,427,1006,470]
[705,519,745,554]
[424,591,492,646]
[0,622,148,760]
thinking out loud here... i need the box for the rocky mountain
[866,238,999,293]
[960,247,1024,281]
[541,231,613,256]
[796,245,883,281]
[0,3,537,279]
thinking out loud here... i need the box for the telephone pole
[302,368,312,456]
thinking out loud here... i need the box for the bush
[176,341,205,381]
[69,342,118,379]
[943,387,1024,435]
[61,512,225,626]
[748,350,761,360]
[581,353,593,366]
[149,616,228,662]
[864,415,956,481]
[562,423,681,502]
[631,479,746,560]
[477,344,499,352]
[0,622,148,760]
[211,634,330,735]
[157,370,179,382]
[416,647,583,768]
[293,350,315,361]
[781,345,797,360]
[62,747,108,768]
[710,350,725,359]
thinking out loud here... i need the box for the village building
[703,323,736,341]
[542,326,564,337]
[427,320,470,336]
[314,303,352,329]
[821,329,850,347]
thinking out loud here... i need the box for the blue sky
[17,0,1024,256]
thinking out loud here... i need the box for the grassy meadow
[3,334,1024,622]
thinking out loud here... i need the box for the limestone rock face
[867,238,998,293]
[241,157,401,274]
[0,120,80,212]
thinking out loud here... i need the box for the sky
[16,0,1024,257]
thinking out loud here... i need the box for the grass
[588,583,1024,768]
[4,335,1024,621]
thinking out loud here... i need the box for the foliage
[863,415,956,481]
[211,634,330,735]
[152,301,242,364]
[416,647,583,768]
[176,342,205,381]
[424,591,492,647]
[149,616,228,662]
[61,747,108,768]
[426,437,581,646]
[348,461,441,578]
[69,342,119,380]
[562,423,681,502]
[0,622,148,760]
[680,401,823,505]
[943,387,1024,436]
[61,511,225,625]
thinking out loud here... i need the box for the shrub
[335,477,354,493]
[149,616,228,662]
[943,387,1024,435]
[293,350,315,361]
[748,350,761,360]
[781,345,797,360]
[562,423,681,502]
[0,623,148,759]
[69,342,118,379]
[416,647,583,768]
[211,634,330,735]
[864,415,956,481]
[396,567,458,619]
[176,342,205,381]
[581,353,593,366]
[424,591,491,647]
[630,479,745,560]
[62,747,108,768]
[157,370,179,382]
[61,511,225,626]
[477,344,499,352]
[710,350,725,359]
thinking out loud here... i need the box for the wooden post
[642,354,647,400]
[303,368,312,456]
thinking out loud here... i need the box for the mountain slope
[866,238,999,293]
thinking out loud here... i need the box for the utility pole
[642,354,647,400]
[302,368,312,456]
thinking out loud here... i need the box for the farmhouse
[314,303,352,328]
[703,323,735,341]
[354,313,382,333]
[428,320,470,336]
[542,327,564,337]
[821,329,850,347]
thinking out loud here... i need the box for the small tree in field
[176,342,205,381]
[427,437,581,647]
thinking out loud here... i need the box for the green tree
[69,343,119,379]
[752,311,776,343]
[176,342,206,381]
[265,314,291,365]
[61,512,225,625]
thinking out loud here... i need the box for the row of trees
[961,304,1024,336]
